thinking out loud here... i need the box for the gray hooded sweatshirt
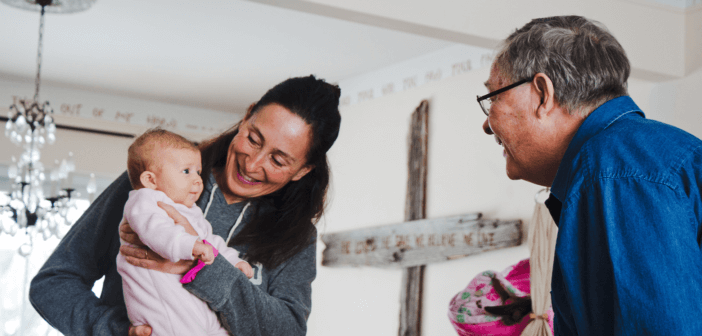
[30,172,316,335]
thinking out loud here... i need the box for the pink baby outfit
[116,188,242,336]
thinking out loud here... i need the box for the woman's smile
[236,166,262,185]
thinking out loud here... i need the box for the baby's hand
[192,241,215,265]
[236,261,254,279]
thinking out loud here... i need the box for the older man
[479,16,702,335]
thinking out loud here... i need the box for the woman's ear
[533,73,556,119]
[291,165,314,182]
[140,171,158,190]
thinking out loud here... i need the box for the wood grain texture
[321,214,523,268]
[400,100,429,336]
[400,265,424,336]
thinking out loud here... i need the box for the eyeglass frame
[476,75,535,116]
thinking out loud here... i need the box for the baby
[116,128,252,336]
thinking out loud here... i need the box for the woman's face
[222,103,313,203]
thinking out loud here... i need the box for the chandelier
[1,0,97,256]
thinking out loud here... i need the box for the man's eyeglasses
[476,76,534,116]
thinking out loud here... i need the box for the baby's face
[154,147,203,207]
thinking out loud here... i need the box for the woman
[29,75,342,336]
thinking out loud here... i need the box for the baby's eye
[183,168,190,174]
[197,170,201,176]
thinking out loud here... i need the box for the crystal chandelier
[1,0,97,256]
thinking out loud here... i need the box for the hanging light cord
[34,4,46,104]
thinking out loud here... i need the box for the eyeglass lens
[480,97,492,116]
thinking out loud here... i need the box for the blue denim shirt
[546,96,702,335]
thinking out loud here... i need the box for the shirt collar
[549,96,644,201]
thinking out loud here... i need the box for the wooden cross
[321,100,523,336]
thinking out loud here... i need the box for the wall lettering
[424,69,442,83]
[60,103,82,116]
[146,115,177,129]
[322,217,522,268]
[403,77,417,90]
[415,234,424,248]
[115,111,134,123]
[479,232,495,246]
[428,234,437,247]
[342,241,351,255]
[463,233,473,246]
[451,60,472,76]
[355,241,365,254]
[340,96,351,106]
[395,234,410,248]
[382,83,395,96]
[338,231,498,255]
[2,94,229,137]
[382,236,392,249]
[357,89,374,102]
[444,233,456,247]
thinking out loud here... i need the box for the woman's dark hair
[199,75,341,269]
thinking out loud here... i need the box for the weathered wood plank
[400,265,424,336]
[404,100,429,223]
[321,214,523,268]
[400,99,429,336]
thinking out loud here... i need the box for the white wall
[685,6,702,74]
[0,77,243,195]
[309,64,680,335]
[650,66,702,139]
[275,0,698,79]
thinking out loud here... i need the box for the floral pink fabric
[448,259,554,335]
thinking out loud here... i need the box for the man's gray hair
[495,16,630,116]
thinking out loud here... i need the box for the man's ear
[291,165,314,182]
[533,73,556,119]
[140,171,158,190]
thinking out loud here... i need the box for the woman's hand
[128,324,152,336]
[119,204,197,275]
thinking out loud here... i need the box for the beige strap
[520,188,558,336]
[529,313,549,320]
